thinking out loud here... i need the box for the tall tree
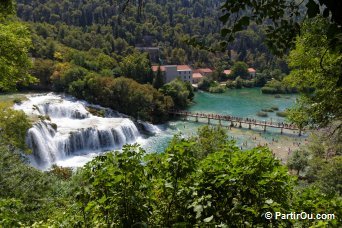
[0,0,36,91]
[285,18,342,134]
[153,65,164,89]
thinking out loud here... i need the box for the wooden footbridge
[169,110,303,136]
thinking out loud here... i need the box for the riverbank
[142,88,308,161]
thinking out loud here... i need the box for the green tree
[219,0,341,55]
[74,144,151,227]
[152,65,164,89]
[285,18,342,134]
[0,21,36,91]
[287,150,309,176]
[197,77,211,91]
[145,138,197,226]
[160,78,192,108]
[120,52,153,84]
[230,61,249,79]
[0,103,31,151]
[190,146,294,226]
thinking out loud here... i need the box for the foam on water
[14,93,156,170]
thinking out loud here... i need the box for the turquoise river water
[143,88,306,161]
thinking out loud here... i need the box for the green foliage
[0,103,31,151]
[190,126,234,159]
[191,147,293,226]
[73,144,151,227]
[230,61,249,79]
[276,111,288,117]
[317,156,342,196]
[160,79,193,109]
[287,150,310,176]
[52,65,88,92]
[120,52,153,84]
[286,104,309,130]
[197,77,211,91]
[0,143,66,226]
[29,59,55,90]
[0,20,37,91]
[285,18,342,132]
[208,84,226,93]
[152,65,165,89]
[261,79,297,94]
[17,0,289,71]
[146,138,198,226]
[69,76,173,123]
[0,0,14,19]
[219,0,341,55]
[293,186,342,227]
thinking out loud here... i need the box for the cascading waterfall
[14,93,150,169]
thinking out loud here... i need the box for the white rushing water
[14,93,153,170]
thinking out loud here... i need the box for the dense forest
[6,0,290,121]
[16,0,285,68]
[1,0,342,226]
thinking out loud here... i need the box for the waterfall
[138,121,162,134]
[14,93,147,169]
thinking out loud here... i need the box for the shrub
[226,80,236,88]
[209,85,226,93]
[271,106,279,111]
[261,108,274,112]
[261,86,277,94]
[276,111,288,117]
[198,77,211,91]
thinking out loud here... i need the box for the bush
[256,111,268,117]
[198,77,211,91]
[69,76,174,123]
[271,106,279,111]
[160,79,193,108]
[226,80,236,88]
[242,79,255,88]
[209,85,226,93]
[261,79,297,94]
[261,108,274,112]
[261,86,278,94]
[276,111,288,117]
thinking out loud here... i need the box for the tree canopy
[219,0,342,55]
[285,18,342,134]
[0,2,36,91]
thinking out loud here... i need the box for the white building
[152,65,193,83]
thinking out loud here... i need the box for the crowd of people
[172,110,298,129]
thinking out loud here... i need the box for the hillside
[16,0,286,70]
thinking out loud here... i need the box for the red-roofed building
[248,68,256,77]
[197,68,213,76]
[177,65,192,71]
[152,65,193,83]
[151,65,166,72]
[223,70,231,75]
[192,73,204,84]
[223,68,256,78]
